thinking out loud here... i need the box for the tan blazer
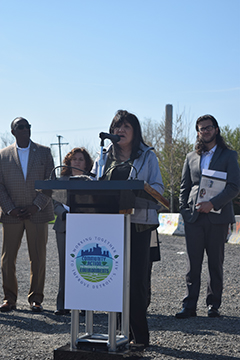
[0,141,55,224]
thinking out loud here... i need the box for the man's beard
[196,133,217,154]
[202,133,216,144]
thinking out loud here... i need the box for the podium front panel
[65,213,124,312]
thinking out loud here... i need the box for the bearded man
[175,115,240,318]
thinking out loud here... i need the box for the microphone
[99,132,120,143]
[99,162,138,180]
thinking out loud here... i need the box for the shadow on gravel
[147,313,240,335]
[147,345,238,360]
[0,310,71,334]
[0,310,110,335]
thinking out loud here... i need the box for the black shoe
[175,308,197,319]
[129,340,148,351]
[208,305,220,317]
[0,301,16,312]
[30,301,43,312]
[54,309,70,315]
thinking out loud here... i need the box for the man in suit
[0,117,55,312]
[176,114,240,318]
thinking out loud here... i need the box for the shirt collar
[203,144,217,155]
[16,141,31,151]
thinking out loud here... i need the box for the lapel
[11,142,25,175]
[11,142,21,167]
[192,151,201,176]
[10,143,25,180]
[209,146,222,170]
[197,153,201,174]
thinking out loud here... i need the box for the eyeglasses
[198,125,215,133]
[15,124,31,130]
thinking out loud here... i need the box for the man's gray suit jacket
[179,146,240,224]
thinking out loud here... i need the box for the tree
[221,125,240,165]
[141,111,194,212]
[0,132,14,148]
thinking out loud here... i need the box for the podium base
[54,343,144,359]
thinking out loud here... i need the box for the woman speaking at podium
[92,110,164,347]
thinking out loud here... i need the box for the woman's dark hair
[61,147,93,176]
[195,114,228,154]
[109,110,147,160]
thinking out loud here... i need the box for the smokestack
[165,104,173,146]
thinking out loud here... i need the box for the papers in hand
[196,169,227,214]
[202,169,227,180]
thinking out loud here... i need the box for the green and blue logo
[76,243,112,282]
[70,238,120,286]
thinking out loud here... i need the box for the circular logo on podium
[69,238,120,287]
[75,243,113,283]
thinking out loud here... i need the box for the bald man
[0,117,54,312]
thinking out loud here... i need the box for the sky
[0,0,239,165]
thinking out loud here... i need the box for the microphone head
[112,134,121,143]
[99,132,105,139]
[99,132,120,143]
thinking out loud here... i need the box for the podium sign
[65,213,124,312]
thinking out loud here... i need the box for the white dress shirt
[17,142,30,180]
[201,144,217,171]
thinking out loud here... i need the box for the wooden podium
[35,178,169,359]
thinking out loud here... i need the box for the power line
[35,126,105,134]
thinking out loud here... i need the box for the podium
[35,178,169,358]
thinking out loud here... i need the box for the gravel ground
[0,225,239,359]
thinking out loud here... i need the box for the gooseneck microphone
[49,165,96,180]
[99,132,120,143]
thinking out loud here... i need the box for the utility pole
[51,135,69,176]
[165,105,173,212]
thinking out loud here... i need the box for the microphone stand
[98,132,120,179]
[98,136,105,179]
